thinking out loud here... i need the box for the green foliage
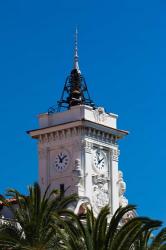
[60,205,166,250]
[0,183,165,250]
[134,227,166,250]
[0,183,77,250]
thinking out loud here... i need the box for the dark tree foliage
[0,183,165,250]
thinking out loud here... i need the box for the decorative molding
[73,159,84,195]
[73,159,83,179]
[111,149,120,162]
[94,107,108,123]
[85,127,117,145]
[82,140,92,153]
[38,125,117,146]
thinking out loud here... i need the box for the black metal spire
[48,29,95,114]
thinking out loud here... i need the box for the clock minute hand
[61,155,67,161]
[96,153,100,162]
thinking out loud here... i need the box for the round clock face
[53,150,70,172]
[93,149,107,172]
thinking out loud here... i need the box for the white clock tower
[28,31,128,215]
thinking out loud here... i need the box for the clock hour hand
[58,155,63,163]
[98,157,104,164]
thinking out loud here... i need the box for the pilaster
[83,140,93,201]
[110,148,120,214]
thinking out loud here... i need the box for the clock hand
[61,155,67,161]
[98,157,104,164]
[58,155,63,163]
[96,153,100,162]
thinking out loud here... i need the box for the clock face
[53,150,70,172]
[93,149,107,173]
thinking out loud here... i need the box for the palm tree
[133,227,166,250]
[0,182,77,250]
[61,204,165,250]
[0,184,165,250]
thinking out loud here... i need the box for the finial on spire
[74,27,80,73]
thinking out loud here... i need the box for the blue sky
[0,0,165,224]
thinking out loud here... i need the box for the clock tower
[28,30,128,215]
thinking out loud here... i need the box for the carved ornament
[92,174,109,215]
[118,170,128,207]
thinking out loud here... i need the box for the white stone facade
[28,105,128,216]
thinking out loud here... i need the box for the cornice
[27,119,128,140]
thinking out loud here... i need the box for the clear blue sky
[0,0,165,224]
